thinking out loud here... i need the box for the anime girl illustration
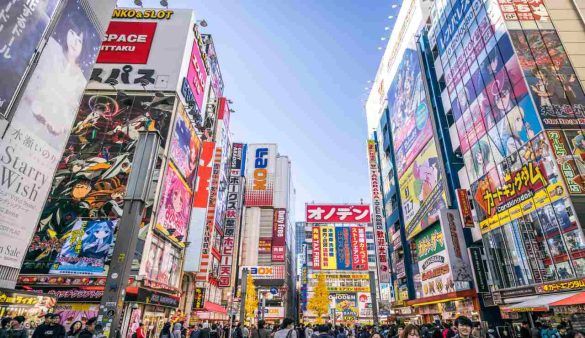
[471,139,492,178]
[414,156,439,202]
[156,165,191,240]
[81,220,116,260]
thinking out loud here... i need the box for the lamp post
[97,131,160,338]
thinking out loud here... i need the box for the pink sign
[187,37,208,113]
[156,164,192,240]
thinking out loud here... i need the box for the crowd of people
[0,314,98,338]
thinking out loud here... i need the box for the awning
[551,291,585,307]
[201,302,227,314]
[501,292,580,312]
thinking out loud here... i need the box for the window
[366,231,374,240]
[367,243,375,251]
[368,255,376,263]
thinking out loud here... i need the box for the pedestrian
[242,326,250,338]
[304,325,313,338]
[160,323,172,338]
[30,314,64,338]
[50,315,66,338]
[200,323,211,338]
[532,324,542,338]
[337,327,348,338]
[453,317,473,338]
[399,325,419,338]
[211,325,220,338]
[252,321,270,338]
[392,327,404,338]
[135,323,146,338]
[233,324,242,338]
[520,323,531,338]
[32,316,51,338]
[9,317,28,338]
[173,322,183,338]
[77,318,97,338]
[66,321,83,338]
[274,319,296,338]
[190,325,201,338]
[1,318,12,338]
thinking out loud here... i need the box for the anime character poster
[49,219,117,275]
[0,0,60,118]
[387,47,433,178]
[510,30,585,128]
[399,140,448,239]
[21,94,171,274]
[54,304,99,327]
[169,104,201,186]
[155,163,192,241]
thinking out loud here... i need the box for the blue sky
[118,0,400,221]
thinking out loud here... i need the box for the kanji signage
[456,189,474,228]
[312,227,321,270]
[193,287,205,309]
[306,204,370,223]
[368,140,391,283]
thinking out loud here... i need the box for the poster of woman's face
[155,164,192,241]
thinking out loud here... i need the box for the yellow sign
[112,8,174,20]
[329,286,370,292]
[536,277,585,293]
[320,226,337,270]
[0,291,39,305]
[309,273,369,280]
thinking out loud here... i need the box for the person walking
[173,322,183,338]
[77,318,97,338]
[453,317,473,338]
[190,325,201,338]
[252,321,270,338]
[160,323,172,338]
[8,317,28,338]
[1,318,12,338]
[66,321,83,338]
[274,319,296,338]
[520,323,531,338]
[135,323,146,338]
[210,325,220,338]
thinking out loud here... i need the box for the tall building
[0,0,117,289]
[367,0,585,327]
[235,144,295,323]
[302,203,378,324]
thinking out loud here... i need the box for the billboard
[320,226,337,270]
[20,92,172,275]
[49,219,118,275]
[245,144,276,206]
[201,34,224,97]
[218,172,244,287]
[0,0,60,118]
[258,238,272,254]
[399,140,447,239]
[89,8,193,91]
[306,204,371,223]
[387,47,433,178]
[240,265,285,280]
[169,104,201,185]
[192,142,215,208]
[335,227,352,270]
[367,140,391,282]
[415,223,452,297]
[312,227,321,270]
[272,209,286,262]
[351,227,368,270]
[230,143,246,177]
[311,225,367,271]
[155,162,192,241]
[186,26,208,115]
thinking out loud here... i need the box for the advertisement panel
[201,34,224,97]
[258,238,272,254]
[306,204,371,223]
[399,140,447,239]
[199,147,221,275]
[230,143,246,177]
[335,227,352,270]
[263,307,285,319]
[89,8,193,91]
[350,227,368,271]
[546,130,585,195]
[357,292,372,317]
[96,21,157,64]
[367,140,391,281]
[312,227,321,270]
[0,0,105,276]
[155,163,192,241]
[387,47,433,178]
[456,189,474,227]
[186,26,208,115]
[0,0,60,118]
[240,265,285,280]
[271,209,286,262]
[20,93,171,275]
[49,219,118,275]
[218,173,243,287]
[415,223,453,297]
[193,287,205,309]
[169,104,201,185]
[244,144,276,206]
[193,142,215,208]
[320,226,337,270]
[498,0,549,22]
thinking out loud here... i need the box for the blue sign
[270,287,278,295]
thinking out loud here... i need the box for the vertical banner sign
[193,142,216,208]
[271,209,286,262]
[469,247,490,294]
[186,26,208,113]
[335,227,352,270]
[368,140,391,282]
[320,226,337,270]
[312,227,321,270]
[244,144,276,206]
[456,189,474,228]
[198,147,221,279]
[193,287,206,309]
[350,227,368,270]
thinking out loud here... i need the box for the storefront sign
[241,266,285,280]
[312,227,321,270]
[496,286,537,299]
[258,238,272,254]
[18,275,108,286]
[97,21,157,64]
[328,286,370,293]
[111,8,174,20]
[193,288,205,309]
[0,290,41,305]
[137,288,179,308]
[308,273,370,280]
[306,204,371,223]
[368,140,391,283]
[456,189,474,227]
[537,278,585,293]
[26,288,103,302]
[469,247,489,293]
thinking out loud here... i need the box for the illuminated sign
[241,265,285,279]
[112,8,174,20]
[253,147,269,190]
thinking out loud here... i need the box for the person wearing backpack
[337,328,348,338]
[273,319,296,338]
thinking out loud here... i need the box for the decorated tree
[308,273,330,324]
[244,273,257,324]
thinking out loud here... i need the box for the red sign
[193,142,215,208]
[456,189,474,228]
[272,209,286,262]
[312,227,321,270]
[258,238,272,254]
[351,227,368,270]
[306,204,371,223]
[97,21,157,64]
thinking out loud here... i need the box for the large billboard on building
[244,144,276,206]
[155,162,192,242]
[0,0,60,118]
[311,225,367,271]
[306,204,371,223]
[387,46,433,178]
[20,93,172,274]
[169,104,201,186]
[88,8,193,91]
[0,0,108,279]
[399,140,448,239]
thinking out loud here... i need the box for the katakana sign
[306,204,371,223]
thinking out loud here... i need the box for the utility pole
[240,269,248,323]
[369,271,380,328]
[97,131,160,338]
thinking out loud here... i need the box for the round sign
[270,287,278,295]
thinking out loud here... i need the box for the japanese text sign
[306,204,371,223]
